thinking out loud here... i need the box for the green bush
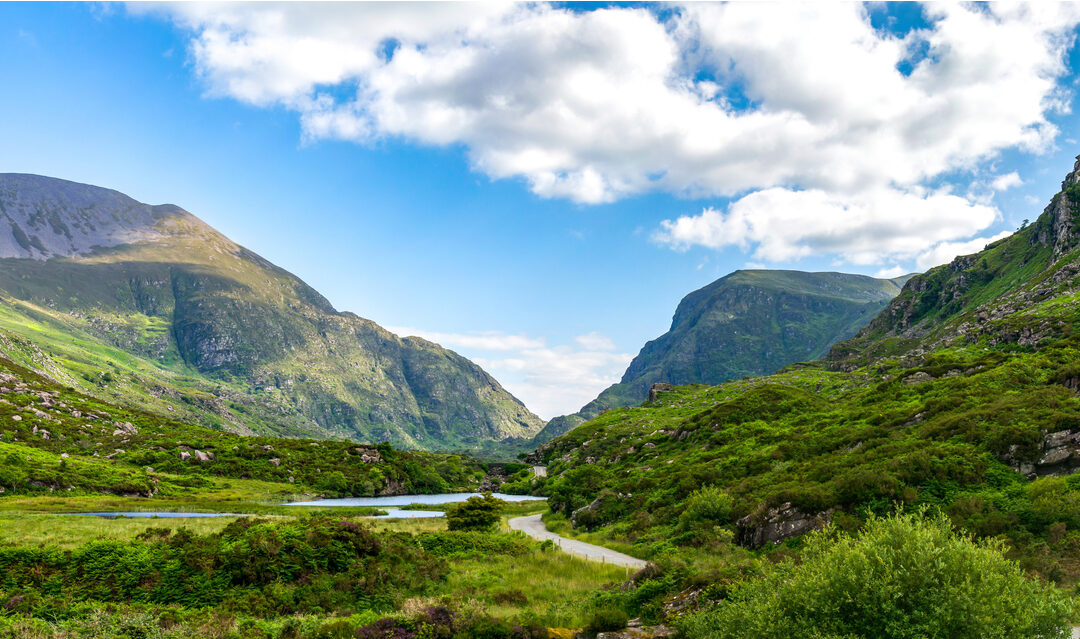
[445,494,503,532]
[0,516,443,615]
[587,608,629,632]
[679,485,734,529]
[676,510,1074,639]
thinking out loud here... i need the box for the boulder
[1002,429,1080,478]
[648,383,674,402]
[736,502,834,548]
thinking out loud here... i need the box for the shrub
[445,494,503,532]
[676,510,1074,639]
[679,485,734,529]
[587,608,629,632]
[316,471,349,494]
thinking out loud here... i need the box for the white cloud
[148,3,1080,268]
[654,187,999,265]
[915,231,1014,270]
[574,332,616,352]
[149,3,1080,207]
[991,172,1024,191]
[387,326,631,419]
[387,327,544,352]
[875,265,908,279]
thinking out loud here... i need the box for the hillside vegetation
[0,174,543,452]
[537,270,909,444]
[0,351,487,502]
[526,158,1080,626]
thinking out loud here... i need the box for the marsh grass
[0,512,246,548]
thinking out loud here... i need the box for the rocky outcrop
[1002,429,1080,478]
[736,502,834,548]
[829,156,1080,367]
[647,383,674,402]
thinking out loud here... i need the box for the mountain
[827,158,1080,368]
[0,173,543,449]
[535,270,911,443]
[530,156,1080,584]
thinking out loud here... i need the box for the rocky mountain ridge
[0,174,544,450]
[536,270,910,444]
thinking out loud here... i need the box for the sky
[2,3,1080,419]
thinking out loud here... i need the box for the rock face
[537,270,910,444]
[1002,429,1080,479]
[0,174,173,259]
[0,174,544,449]
[736,502,834,549]
[829,155,1080,367]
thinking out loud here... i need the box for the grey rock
[737,502,834,548]
[648,383,674,402]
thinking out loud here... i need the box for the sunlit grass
[432,546,629,628]
[0,512,247,548]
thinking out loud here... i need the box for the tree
[677,510,1073,639]
[316,470,348,494]
[445,493,504,531]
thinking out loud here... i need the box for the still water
[286,492,546,519]
[284,492,546,507]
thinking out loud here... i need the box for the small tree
[446,493,504,531]
[677,509,1074,639]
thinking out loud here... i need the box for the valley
[4,163,1080,637]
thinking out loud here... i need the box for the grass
[0,512,246,548]
[431,547,630,628]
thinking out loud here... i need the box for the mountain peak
[0,173,544,449]
[0,173,179,260]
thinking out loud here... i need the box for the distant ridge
[536,269,911,443]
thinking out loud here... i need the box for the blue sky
[2,3,1080,418]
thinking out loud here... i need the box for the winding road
[508,514,648,569]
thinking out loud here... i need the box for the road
[507,514,647,570]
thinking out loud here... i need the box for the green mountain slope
[0,174,543,450]
[828,159,1080,368]
[0,351,485,500]
[531,156,1080,586]
[536,270,910,443]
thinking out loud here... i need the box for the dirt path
[508,514,647,569]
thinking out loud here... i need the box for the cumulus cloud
[150,4,1079,198]
[654,187,999,265]
[387,327,544,352]
[991,172,1024,191]
[875,265,908,279]
[148,2,1080,264]
[914,231,1014,270]
[388,326,631,419]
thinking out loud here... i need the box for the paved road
[508,514,647,569]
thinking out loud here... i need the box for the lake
[284,492,547,507]
[286,492,546,518]
[67,512,247,518]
